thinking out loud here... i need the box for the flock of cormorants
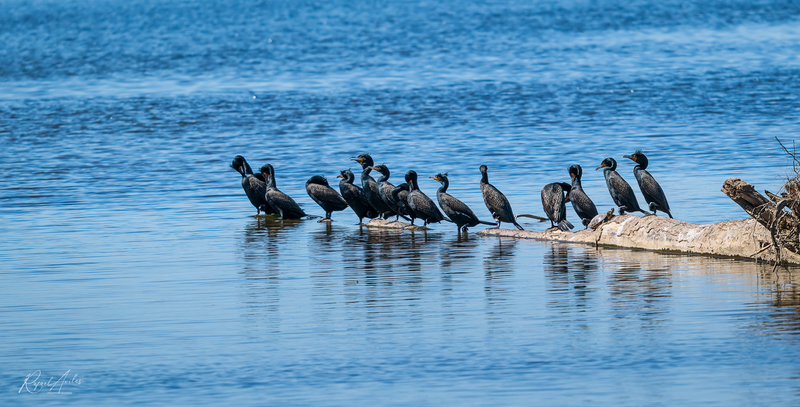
[231,151,672,233]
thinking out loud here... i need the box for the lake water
[2,0,800,405]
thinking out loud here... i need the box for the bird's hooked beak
[336,174,343,179]
[350,156,364,164]
[595,163,606,171]
[429,176,437,180]
[623,154,636,162]
[369,166,379,171]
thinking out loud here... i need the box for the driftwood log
[366,178,800,266]
[365,219,430,231]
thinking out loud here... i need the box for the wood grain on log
[478,215,800,265]
[721,178,776,228]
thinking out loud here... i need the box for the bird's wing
[638,170,670,211]
[307,184,348,209]
[267,189,305,217]
[440,193,477,219]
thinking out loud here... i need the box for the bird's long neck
[267,172,276,189]
[571,174,582,188]
[242,161,253,175]
[480,171,489,184]
[409,179,419,191]
[376,170,389,183]
[361,166,372,183]
[438,178,449,194]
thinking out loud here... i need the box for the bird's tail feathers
[557,220,574,231]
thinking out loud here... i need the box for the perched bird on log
[596,157,650,216]
[623,151,673,218]
[337,169,378,225]
[541,182,574,231]
[351,154,395,219]
[392,183,416,225]
[479,165,524,230]
[306,175,348,222]
[230,155,276,216]
[431,173,495,233]
[370,164,410,222]
[406,170,448,227]
[567,164,598,228]
[260,164,307,219]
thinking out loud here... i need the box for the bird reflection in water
[484,238,517,325]
[604,249,672,332]
[238,217,305,335]
[543,245,599,313]
[439,235,481,330]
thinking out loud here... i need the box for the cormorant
[541,182,574,231]
[230,155,276,216]
[479,165,524,230]
[391,183,417,225]
[260,164,307,219]
[337,169,378,225]
[567,164,599,228]
[406,170,448,227]
[350,154,395,219]
[431,173,495,233]
[306,175,348,222]
[370,164,410,221]
[623,151,673,218]
[596,157,650,216]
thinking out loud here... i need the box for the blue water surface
[2,0,800,405]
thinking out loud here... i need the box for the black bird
[337,169,378,225]
[567,164,599,228]
[406,170,448,227]
[260,164,307,219]
[623,151,673,218]
[370,164,410,221]
[479,165,524,230]
[431,173,495,233]
[391,183,417,225]
[596,157,650,216]
[306,175,348,222]
[350,154,395,219]
[541,182,574,231]
[230,155,276,216]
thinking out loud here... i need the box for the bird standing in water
[431,173,495,233]
[260,164,307,219]
[306,175,348,222]
[623,151,673,218]
[541,182,574,231]
[337,169,378,225]
[351,154,395,219]
[230,155,276,216]
[479,165,524,230]
[567,164,598,228]
[406,170,448,227]
[596,157,650,216]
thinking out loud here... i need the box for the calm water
[2,0,800,405]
